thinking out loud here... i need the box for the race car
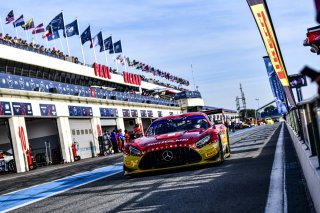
[123,112,231,175]
[0,150,15,172]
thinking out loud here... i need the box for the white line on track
[265,124,287,213]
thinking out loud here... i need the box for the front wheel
[8,160,16,172]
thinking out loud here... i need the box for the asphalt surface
[0,123,315,213]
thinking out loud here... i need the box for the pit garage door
[0,119,16,172]
[26,118,62,166]
[141,118,153,133]
[100,118,117,132]
[69,119,95,159]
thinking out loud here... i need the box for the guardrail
[287,95,320,167]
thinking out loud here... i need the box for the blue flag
[100,36,113,52]
[13,15,24,27]
[263,56,288,114]
[63,20,79,37]
[47,31,60,41]
[81,26,91,45]
[47,12,64,31]
[109,40,122,54]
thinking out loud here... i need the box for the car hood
[131,129,210,151]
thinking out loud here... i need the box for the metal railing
[287,95,320,167]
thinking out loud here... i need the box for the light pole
[255,98,260,120]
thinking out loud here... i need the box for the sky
[0,0,318,110]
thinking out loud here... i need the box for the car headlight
[129,146,142,156]
[195,135,211,148]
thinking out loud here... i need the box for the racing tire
[218,136,224,164]
[8,160,16,173]
[226,130,231,158]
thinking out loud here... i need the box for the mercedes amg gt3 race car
[123,112,231,175]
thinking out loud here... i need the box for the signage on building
[123,71,141,86]
[140,110,147,118]
[93,63,111,79]
[12,102,33,116]
[131,109,138,117]
[68,106,93,117]
[0,102,11,116]
[147,110,153,118]
[158,111,163,117]
[40,104,57,116]
[100,108,118,117]
[122,109,131,117]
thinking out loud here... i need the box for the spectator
[110,130,119,153]
[124,129,130,143]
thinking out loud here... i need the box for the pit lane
[0,123,313,213]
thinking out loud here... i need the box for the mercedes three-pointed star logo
[162,150,174,161]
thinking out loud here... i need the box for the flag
[100,36,113,52]
[42,27,52,38]
[80,26,91,45]
[109,40,122,54]
[13,15,24,27]
[22,18,34,30]
[116,54,125,65]
[47,31,60,41]
[5,10,14,24]
[90,32,103,48]
[46,12,64,31]
[63,20,79,37]
[32,23,45,34]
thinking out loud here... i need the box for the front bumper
[123,142,220,175]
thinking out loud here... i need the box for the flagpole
[0,18,4,36]
[111,35,119,73]
[15,28,19,39]
[25,29,29,43]
[50,25,56,49]
[61,10,71,56]
[59,37,65,53]
[76,19,86,65]
[92,31,98,63]
[120,39,128,72]
[34,32,39,44]
[101,32,109,66]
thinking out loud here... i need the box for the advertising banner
[40,104,57,116]
[263,56,287,114]
[0,102,11,116]
[68,106,93,117]
[12,102,33,116]
[100,108,118,117]
[247,0,295,106]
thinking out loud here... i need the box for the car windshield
[146,115,210,136]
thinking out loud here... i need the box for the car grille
[139,148,202,170]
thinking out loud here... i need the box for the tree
[264,105,276,113]
[239,109,256,119]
